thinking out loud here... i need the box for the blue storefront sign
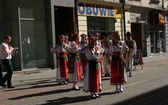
[77,2,121,18]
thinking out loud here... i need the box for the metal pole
[17,0,24,70]
[75,0,79,33]
[122,0,126,40]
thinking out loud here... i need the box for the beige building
[125,0,168,56]
[77,0,168,56]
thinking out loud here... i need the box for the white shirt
[109,41,129,54]
[0,43,13,59]
[50,43,68,54]
[82,46,104,60]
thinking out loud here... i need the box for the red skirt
[89,61,100,92]
[111,56,125,84]
[59,53,68,78]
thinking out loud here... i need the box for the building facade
[125,0,168,56]
[0,0,168,71]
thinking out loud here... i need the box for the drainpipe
[75,0,79,33]
[162,0,164,10]
[121,0,126,40]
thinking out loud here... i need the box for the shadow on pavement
[4,78,60,92]
[113,85,168,105]
[9,88,72,100]
[41,96,91,105]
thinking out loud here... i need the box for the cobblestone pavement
[0,53,168,105]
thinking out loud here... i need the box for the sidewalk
[10,52,168,87]
[143,52,168,63]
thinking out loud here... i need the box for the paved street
[1,53,168,105]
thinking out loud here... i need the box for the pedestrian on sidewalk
[108,31,128,93]
[156,35,164,54]
[125,31,137,77]
[51,35,69,85]
[0,36,15,88]
[80,36,104,99]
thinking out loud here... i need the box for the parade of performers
[108,31,129,93]
[50,31,137,99]
[125,32,137,77]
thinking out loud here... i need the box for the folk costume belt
[112,52,123,56]
[88,59,100,63]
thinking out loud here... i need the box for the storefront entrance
[150,25,165,53]
[131,23,146,56]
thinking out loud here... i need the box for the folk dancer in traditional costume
[93,32,104,77]
[79,33,88,77]
[108,31,129,93]
[101,33,112,77]
[68,33,82,90]
[64,32,71,45]
[125,32,137,77]
[50,35,69,85]
[80,36,104,99]
[63,32,71,81]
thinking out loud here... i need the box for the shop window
[19,0,45,19]
[87,16,115,39]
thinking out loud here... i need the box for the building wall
[0,0,4,42]
[78,16,87,35]
[126,0,164,9]
[165,16,168,52]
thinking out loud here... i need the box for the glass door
[21,20,36,69]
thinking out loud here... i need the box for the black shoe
[95,93,101,98]
[91,94,97,99]
[0,83,6,88]
[107,74,110,77]
[72,87,80,91]
[129,72,132,77]
[66,79,69,82]
[63,81,68,85]
[59,82,64,85]
[8,86,15,88]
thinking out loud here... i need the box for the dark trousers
[0,61,2,80]
[1,59,13,86]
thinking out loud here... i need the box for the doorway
[54,6,75,43]
[131,23,145,56]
